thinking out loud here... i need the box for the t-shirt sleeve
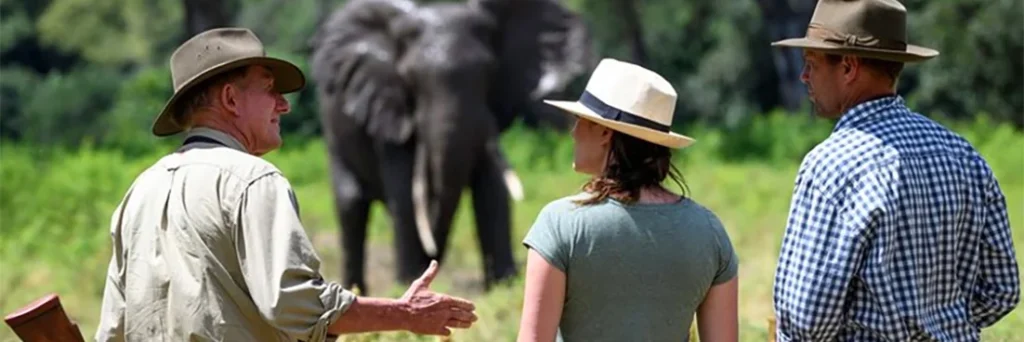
[522,203,571,273]
[708,211,738,285]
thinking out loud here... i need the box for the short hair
[825,53,904,86]
[175,66,251,128]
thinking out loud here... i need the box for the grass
[1,116,1021,341]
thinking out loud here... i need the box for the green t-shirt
[522,192,738,342]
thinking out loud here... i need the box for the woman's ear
[599,126,614,146]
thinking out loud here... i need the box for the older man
[94,27,477,341]
[770,0,1019,341]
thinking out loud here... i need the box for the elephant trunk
[411,140,439,258]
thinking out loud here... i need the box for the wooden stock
[4,293,85,342]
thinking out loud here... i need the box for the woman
[517,59,739,342]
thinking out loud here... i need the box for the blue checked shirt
[773,95,1019,341]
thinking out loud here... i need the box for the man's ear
[842,55,859,84]
[218,82,242,117]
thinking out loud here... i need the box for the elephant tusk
[412,142,439,258]
[503,168,524,202]
[412,176,438,257]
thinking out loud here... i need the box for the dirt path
[310,230,488,298]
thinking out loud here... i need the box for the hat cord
[807,23,907,51]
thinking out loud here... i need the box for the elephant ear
[309,0,418,144]
[473,0,596,131]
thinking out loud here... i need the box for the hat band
[579,91,670,132]
[807,23,907,51]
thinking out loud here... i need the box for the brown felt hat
[152,27,305,137]
[771,0,939,63]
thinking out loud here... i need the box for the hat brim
[152,56,306,137]
[771,37,939,63]
[543,100,696,149]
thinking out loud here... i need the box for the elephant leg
[338,195,370,295]
[327,151,372,295]
[375,142,432,285]
[470,151,518,290]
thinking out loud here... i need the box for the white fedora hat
[544,58,694,149]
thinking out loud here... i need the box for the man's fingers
[448,308,477,323]
[444,318,474,329]
[417,260,439,287]
[443,295,475,312]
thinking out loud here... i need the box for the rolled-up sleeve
[233,172,356,341]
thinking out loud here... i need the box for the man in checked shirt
[769,0,1019,341]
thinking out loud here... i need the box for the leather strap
[806,23,907,51]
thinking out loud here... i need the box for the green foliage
[0,142,158,289]
[687,109,835,163]
[1,0,1022,339]
[237,0,326,54]
[902,0,1024,127]
[2,116,1022,341]
[2,0,1022,151]
[0,0,37,53]
[0,65,42,139]
[35,0,182,66]
[564,0,771,125]
[102,66,180,156]
[9,65,123,147]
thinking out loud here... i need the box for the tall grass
[1,114,1021,341]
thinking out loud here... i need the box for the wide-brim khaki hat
[544,58,694,149]
[152,27,305,137]
[771,0,938,63]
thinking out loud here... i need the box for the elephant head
[309,0,594,276]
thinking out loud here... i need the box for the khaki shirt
[94,127,355,341]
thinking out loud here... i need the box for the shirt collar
[183,126,249,153]
[834,94,905,131]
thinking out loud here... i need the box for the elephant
[308,0,595,294]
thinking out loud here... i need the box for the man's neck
[190,113,255,155]
[840,84,896,115]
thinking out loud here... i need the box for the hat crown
[810,0,907,48]
[170,28,267,92]
[584,58,677,127]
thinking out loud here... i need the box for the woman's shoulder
[678,198,727,231]
[528,193,624,230]
[681,197,721,220]
[537,192,621,216]
[539,192,588,211]
[680,198,736,251]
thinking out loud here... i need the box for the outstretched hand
[400,260,478,336]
